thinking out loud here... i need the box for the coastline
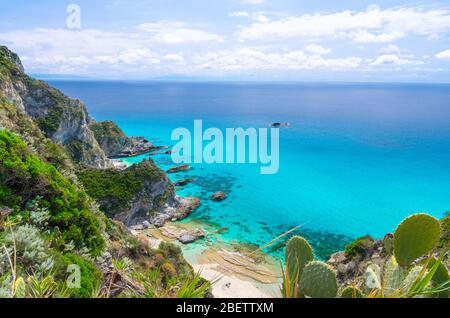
[132,220,282,298]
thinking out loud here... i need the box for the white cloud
[380,44,401,54]
[252,13,269,23]
[238,6,450,42]
[349,31,405,43]
[194,48,362,71]
[163,53,185,64]
[304,44,331,55]
[436,49,450,59]
[137,21,223,44]
[370,54,422,66]
[0,28,184,74]
[230,11,249,17]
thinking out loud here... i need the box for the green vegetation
[282,235,338,298]
[60,253,103,298]
[90,120,126,143]
[344,235,374,258]
[77,160,173,217]
[0,129,105,255]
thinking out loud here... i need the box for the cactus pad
[285,236,314,282]
[339,286,363,298]
[394,214,441,266]
[299,261,338,298]
[383,256,407,296]
[364,263,381,291]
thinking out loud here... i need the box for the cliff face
[89,120,155,158]
[0,46,111,168]
[0,46,208,298]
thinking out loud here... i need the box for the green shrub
[61,253,103,298]
[344,235,374,258]
[0,130,105,255]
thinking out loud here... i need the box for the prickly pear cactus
[285,236,314,282]
[339,286,363,298]
[394,214,441,266]
[298,261,338,298]
[383,256,407,296]
[382,234,394,256]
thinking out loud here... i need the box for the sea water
[50,81,450,259]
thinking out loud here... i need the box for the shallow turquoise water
[51,81,450,259]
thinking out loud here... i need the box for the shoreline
[132,220,282,298]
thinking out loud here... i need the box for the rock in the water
[271,122,290,128]
[175,178,194,187]
[211,191,227,201]
[167,164,191,173]
[178,230,206,244]
[172,197,201,220]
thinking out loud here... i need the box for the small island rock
[211,191,227,201]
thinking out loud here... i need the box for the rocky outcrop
[151,197,201,227]
[327,236,389,288]
[175,178,194,187]
[167,164,191,173]
[157,224,206,244]
[211,191,227,201]
[0,46,111,168]
[77,160,200,227]
[89,120,155,158]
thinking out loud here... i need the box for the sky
[1,0,450,82]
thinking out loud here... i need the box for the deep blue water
[50,81,450,259]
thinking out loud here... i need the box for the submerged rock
[211,191,227,201]
[167,164,191,173]
[175,178,194,187]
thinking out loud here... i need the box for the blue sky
[1,0,450,82]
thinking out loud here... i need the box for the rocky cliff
[77,160,200,227]
[0,46,209,298]
[89,120,155,158]
[0,46,111,168]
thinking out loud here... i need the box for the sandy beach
[133,221,282,298]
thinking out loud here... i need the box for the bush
[344,235,374,258]
[0,130,105,255]
[59,253,103,298]
[0,224,53,275]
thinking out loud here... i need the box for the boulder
[167,164,191,173]
[178,230,206,244]
[175,178,194,187]
[211,191,227,201]
[0,207,12,221]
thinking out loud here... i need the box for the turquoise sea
[50,81,450,259]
